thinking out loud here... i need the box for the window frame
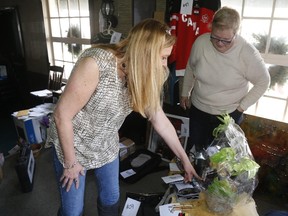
[41,0,92,80]
[222,0,288,123]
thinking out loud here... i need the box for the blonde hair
[212,6,240,34]
[95,19,175,118]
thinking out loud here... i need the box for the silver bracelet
[63,160,78,169]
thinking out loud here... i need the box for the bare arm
[149,108,200,182]
[53,57,100,191]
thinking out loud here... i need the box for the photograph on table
[147,113,189,162]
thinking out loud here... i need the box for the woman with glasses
[180,7,270,154]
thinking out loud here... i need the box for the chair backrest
[47,65,64,91]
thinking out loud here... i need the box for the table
[170,192,259,216]
[160,165,260,216]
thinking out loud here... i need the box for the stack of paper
[30,89,53,97]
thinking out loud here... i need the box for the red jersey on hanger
[169,0,221,76]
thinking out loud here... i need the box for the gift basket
[198,114,260,214]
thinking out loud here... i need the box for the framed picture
[147,113,189,161]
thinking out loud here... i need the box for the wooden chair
[47,65,64,91]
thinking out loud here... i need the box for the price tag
[120,169,136,179]
[180,0,193,15]
[159,203,181,216]
[122,197,141,216]
[110,31,122,44]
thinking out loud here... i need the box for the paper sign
[161,174,184,184]
[110,31,122,44]
[159,203,181,216]
[30,89,52,97]
[120,169,136,179]
[180,0,193,15]
[122,197,141,216]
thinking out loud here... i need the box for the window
[41,0,92,79]
[221,0,288,123]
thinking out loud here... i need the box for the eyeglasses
[210,34,235,45]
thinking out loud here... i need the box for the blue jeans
[265,211,288,216]
[53,148,120,216]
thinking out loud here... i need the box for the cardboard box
[119,137,136,161]
[13,116,46,144]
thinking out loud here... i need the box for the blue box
[13,116,45,144]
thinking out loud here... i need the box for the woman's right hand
[182,158,201,182]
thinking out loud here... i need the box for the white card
[161,174,184,184]
[175,182,193,191]
[159,203,181,216]
[180,0,193,15]
[120,169,136,179]
[110,31,122,44]
[122,197,141,216]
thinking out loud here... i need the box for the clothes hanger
[102,21,114,36]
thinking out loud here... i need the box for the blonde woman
[48,18,199,216]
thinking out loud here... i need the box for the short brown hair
[212,6,241,34]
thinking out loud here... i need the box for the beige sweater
[181,33,270,115]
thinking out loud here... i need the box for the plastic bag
[200,114,260,214]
